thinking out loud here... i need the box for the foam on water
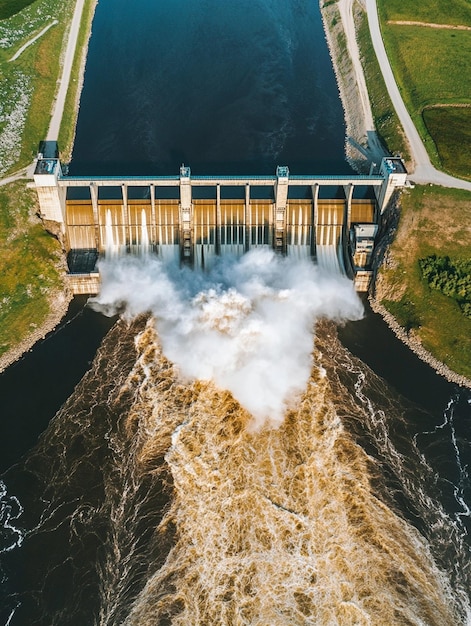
[0,481,24,555]
[1,315,470,624]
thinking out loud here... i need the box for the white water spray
[91,250,363,427]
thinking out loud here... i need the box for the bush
[419,255,471,318]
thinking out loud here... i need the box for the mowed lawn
[378,0,471,26]
[423,107,471,180]
[377,0,471,180]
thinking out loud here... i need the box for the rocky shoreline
[369,297,471,389]
[0,289,73,373]
[320,0,380,172]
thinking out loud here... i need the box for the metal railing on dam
[33,155,408,293]
[58,173,385,187]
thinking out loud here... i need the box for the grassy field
[377,185,471,379]
[0,0,36,20]
[0,0,95,172]
[376,0,471,180]
[0,180,65,359]
[370,0,471,378]
[422,107,471,181]
[378,0,471,28]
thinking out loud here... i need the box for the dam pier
[33,144,407,293]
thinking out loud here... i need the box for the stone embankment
[320,0,386,172]
[320,0,367,171]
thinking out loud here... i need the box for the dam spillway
[33,151,408,293]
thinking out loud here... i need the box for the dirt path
[8,20,58,62]
[388,20,471,31]
[365,0,471,190]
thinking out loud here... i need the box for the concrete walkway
[365,0,471,191]
[0,162,36,187]
[47,0,86,140]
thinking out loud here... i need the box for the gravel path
[47,0,86,140]
[365,0,471,190]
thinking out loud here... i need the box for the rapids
[120,321,465,625]
[2,0,470,620]
[2,313,469,624]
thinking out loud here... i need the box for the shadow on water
[0,297,116,474]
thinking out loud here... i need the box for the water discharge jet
[105,208,119,258]
[91,250,364,428]
[140,209,150,256]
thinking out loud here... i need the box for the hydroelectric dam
[33,145,407,294]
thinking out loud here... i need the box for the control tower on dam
[33,147,407,294]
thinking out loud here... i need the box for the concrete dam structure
[33,148,407,294]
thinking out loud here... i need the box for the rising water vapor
[90,250,363,426]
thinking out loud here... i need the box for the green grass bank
[0,181,66,363]
[0,0,96,175]
[355,3,410,165]
[350,0,471,379]
[375,185,471,379]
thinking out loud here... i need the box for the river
[1,0,470,624]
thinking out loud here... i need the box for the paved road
[46,0,86,140]
[0,0,86,186]
[365,0,471,191]
[338,0,386,165]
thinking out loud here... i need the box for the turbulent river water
[1,0,471,624]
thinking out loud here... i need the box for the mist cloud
[90,250,363,427]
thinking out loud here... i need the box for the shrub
[419,255,471,318]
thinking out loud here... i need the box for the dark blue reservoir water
[71,0,350,176]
